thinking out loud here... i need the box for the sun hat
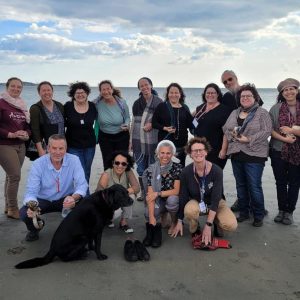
[277,78,300,92]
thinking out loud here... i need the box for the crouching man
[20,134,88,241]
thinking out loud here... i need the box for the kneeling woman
[172,137,237,246]
[143,140,182,248]
[97,151,140,233]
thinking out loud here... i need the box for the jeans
[20,198,64,232]
[270,150,300,213]
[67,147,95,185]
[231,160,265,220]
[134,153,155,177]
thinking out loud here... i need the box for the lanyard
[193,162,207,203]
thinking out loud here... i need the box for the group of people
[0,71,299,249]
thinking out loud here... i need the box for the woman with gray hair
[143,140,182,248]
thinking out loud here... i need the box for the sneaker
[119,224,134,233]
[282,212,293,225]
[25,231,39,242]
[252,219,263,227]
[107,221,115,228]
[231,199,239,212]
[136,196,144,202]
[236,215,250,223]
[274,211,284,223]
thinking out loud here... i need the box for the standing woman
[152,83,193,166]
[64,82,97,188]
[0,77,31,219]
[95,80,130,170]
[30,81,64,156]
[269,78,300,225]
[131,77,162,199]
[223,84,272,227]
[193,83,231,169]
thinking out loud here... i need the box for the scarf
[149,159,173,193]
[132,95,161,161]
[278,101,300,165]
[235,103,259,136]
[0,91,30,123]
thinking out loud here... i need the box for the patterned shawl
[132,95,162,162]
[279,101,300,165]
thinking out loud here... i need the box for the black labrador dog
[15,184,133,269]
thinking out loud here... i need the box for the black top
[64,101,97,148]
[221,92,238,112]
[222,91,264,112]
[152,102,193,148]
[194,103,231,154]
[178,163,223,220]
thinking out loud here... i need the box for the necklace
[173,107,180,140]
[74,102,88,125]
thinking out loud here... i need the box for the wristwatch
[157,192,162,197]
[206,221,213,227]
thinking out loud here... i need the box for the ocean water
[0,85,278,112]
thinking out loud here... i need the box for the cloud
[30,23,56,33]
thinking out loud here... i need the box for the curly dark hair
[185,137,212,154]
[105,151,134,172]
[6,77,23,88]
[98,80,121,98]
[165,82,186,104]
[236,83,261,105]
[202,83,223,103]
[68,81,91,101]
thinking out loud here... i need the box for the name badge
[192,118,198,128]
[199,201,207,213]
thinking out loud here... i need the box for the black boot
[143,222,153,247]
[151,223,162,248]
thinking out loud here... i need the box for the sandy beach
[0,148,299,300]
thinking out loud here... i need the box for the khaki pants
[0,144,25,210]
[184,199,238,233]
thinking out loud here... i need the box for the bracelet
[157,191,162,197]
[206,221,213,227]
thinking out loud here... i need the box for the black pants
[99,130,129,170]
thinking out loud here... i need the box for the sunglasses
[223,77,233,85]
[114,161,128,167]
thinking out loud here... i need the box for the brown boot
[7,208,20,219]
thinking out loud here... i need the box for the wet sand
[0,148,299,300]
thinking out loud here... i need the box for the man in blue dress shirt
[20,134,88,241]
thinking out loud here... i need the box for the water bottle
[61,207,71,218]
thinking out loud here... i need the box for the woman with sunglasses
[143,140,182,248]
[172,137,237,246]
[96,151,139,233]
[223,83,272,227]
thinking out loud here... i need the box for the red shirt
[0,99,31,145]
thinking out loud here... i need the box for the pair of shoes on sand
[124,240,150,262]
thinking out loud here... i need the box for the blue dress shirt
[24,153,88,204]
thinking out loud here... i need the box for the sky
[0,0,300,87]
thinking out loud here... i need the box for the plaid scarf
[279,101,300,165]
[132,95,162,161]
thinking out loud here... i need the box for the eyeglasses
[191,149,206,153]
[114,161,128,167]
[75,92,86,96]
[205,92,217,95]
[223,77,233,85]
[240,94,254,99]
